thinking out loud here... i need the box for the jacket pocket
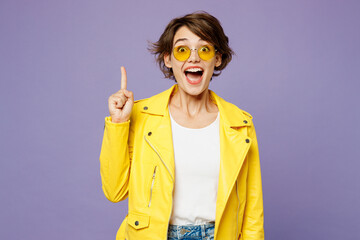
[148,166,157,207]
[127,212,150,230]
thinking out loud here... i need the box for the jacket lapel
[143,112,175,182]
[209,91,252,235]
[141,85,177,182]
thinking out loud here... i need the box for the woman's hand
[108,66,134,123]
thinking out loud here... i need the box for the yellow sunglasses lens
[198,45,215,61]
[173,45,216,61]
[173,46,191,61]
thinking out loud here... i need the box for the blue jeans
[167,222,215,240]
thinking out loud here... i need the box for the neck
[170,87,213,117]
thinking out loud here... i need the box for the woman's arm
[99,66,134,202]
[99,118,132,203]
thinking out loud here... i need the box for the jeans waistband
[168,222,215,239]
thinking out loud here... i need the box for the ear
[164,53,172,68]
[215,53,222,67]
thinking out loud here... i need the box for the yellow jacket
[100,84,264,240]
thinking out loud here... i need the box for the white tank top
[169,109,220,225]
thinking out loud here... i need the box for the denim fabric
[167,222,215,240]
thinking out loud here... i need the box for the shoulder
[133,98,148,107]
[132,85,176,117]
[210,90,254,126]
[241,109,253,120]
[131,98,149,117]
[220,98,253,119]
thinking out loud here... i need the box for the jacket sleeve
[242,123,264,240]
[99,117,132,203]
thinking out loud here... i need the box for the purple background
[1,0,359,239]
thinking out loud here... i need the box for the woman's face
[164,26,222,96]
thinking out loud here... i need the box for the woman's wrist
[111,117,129,123]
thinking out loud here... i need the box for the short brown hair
[149,11,234,80]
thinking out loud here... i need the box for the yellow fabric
[100,84,264,240]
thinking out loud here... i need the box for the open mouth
[184,67,204,84]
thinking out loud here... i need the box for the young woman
[100,12,264,240]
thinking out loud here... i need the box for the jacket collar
[140,84,251,127]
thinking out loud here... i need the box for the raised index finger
[120,66,127,90]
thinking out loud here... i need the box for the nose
[187,48,200,62]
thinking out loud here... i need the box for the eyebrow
[174,38,188,45]
[173,38,207,45]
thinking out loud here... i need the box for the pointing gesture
[121,66,127,90]
[108,66,134,123]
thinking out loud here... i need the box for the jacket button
[143,106,148,110]
[148,132,152,136]
[245,139,250,143]
[135,221,139,226]
[243,120,248,124]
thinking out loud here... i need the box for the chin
[181,78,210,96]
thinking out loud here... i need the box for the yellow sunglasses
[173,45,216,61]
